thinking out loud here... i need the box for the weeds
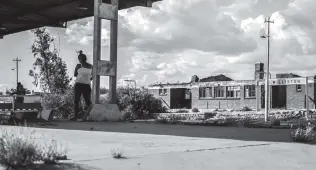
[177,109,189,113]
[41,139,68,164]
[192,108,199,113]
[111,148,126,159]
[156,114,183,124]
[0,127,68,169]
[291,124,316,143]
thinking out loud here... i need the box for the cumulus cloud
[65,0,316,86]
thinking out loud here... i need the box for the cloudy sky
[0,0,315,91]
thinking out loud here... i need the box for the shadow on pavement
[29,120,312,144]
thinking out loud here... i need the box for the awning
[0,0,159,37]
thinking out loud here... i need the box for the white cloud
[64,0,316,85]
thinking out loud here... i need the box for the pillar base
[88,104,121,121]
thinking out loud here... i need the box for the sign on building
[269,78,305,85]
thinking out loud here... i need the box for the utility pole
[260,17,274,122]
[13,57,21,85]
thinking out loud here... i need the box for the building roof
[149,74,235,87]
[0,0,160,37]
[149,82,191,87]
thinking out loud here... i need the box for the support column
[109,0,118,104]
[89,0,121,121]
[92,0,102,105]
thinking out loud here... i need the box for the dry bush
[240,106,252,111]
[156,115,169,124]
[40,139,68,164]
[111,148,126,159]
[156,114,183,124]
[0,130,42,169]
[291,124,316,143]
[120,104,136,121]
[42,86,87,119]
[192,108,199,113]
[177,109,189,113]
[116,88,166,120]
[0,127,68,169]
[43,87,166,120]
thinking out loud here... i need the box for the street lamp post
[12,57,21,85]
[260,17,274,122]
[124,80,137,99]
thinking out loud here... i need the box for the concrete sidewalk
[0,126,315,170]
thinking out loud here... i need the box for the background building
[148,63,315,110]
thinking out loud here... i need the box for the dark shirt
[15,85,25,103]
[16,85,26,95]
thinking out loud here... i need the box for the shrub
[156,114,183,124]
[0,133,42,169]
[42,86,85,119]
[0,128,68,169]
[100,94,109,104]
[43,86,166,120]
[192,108,199,113]
[120,104,135,121]
[241,106,252,111]
[156,115,169,124]
[204,112,217,119]
[177,109,189,113]
[291,124,315,143]
[116,88,166,120]
[168,114,183,124]
[41,139,68,164]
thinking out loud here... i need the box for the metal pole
[92,0,102,104]
[16,60,18,84]
[108,0,119,104]
[13,57,21,85]
[264,17,273,122]
[305,77,309,120]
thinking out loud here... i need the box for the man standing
[11,82,26,103]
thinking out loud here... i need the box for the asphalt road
[31,120,295,143]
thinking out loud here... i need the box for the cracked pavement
[1,123,316,170]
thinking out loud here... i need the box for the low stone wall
[154,109,316,121]
[154,113,205,120]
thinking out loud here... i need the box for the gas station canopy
[0,0,159,37]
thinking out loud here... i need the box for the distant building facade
[148,63,315,110]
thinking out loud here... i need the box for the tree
[199,74,233,82]
[29,28,71,93]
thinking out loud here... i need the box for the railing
[0,95,42,111]
[160,97,170,109]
